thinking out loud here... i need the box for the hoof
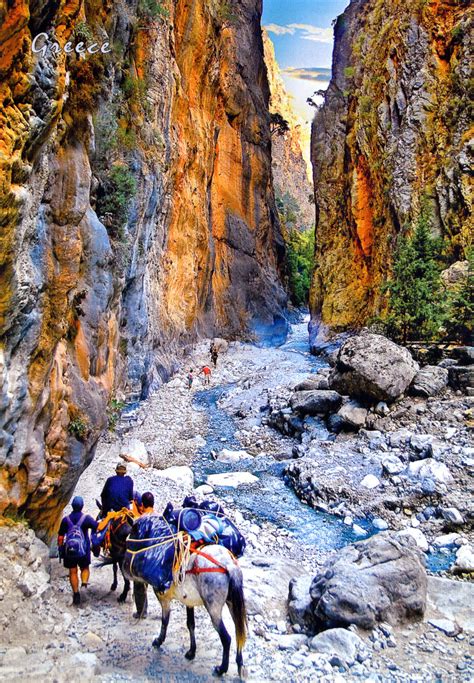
[213,666,226,677]
[117,594,127,603]
[133,611,147,619]
[185,650,196,661]
[152,638,163,649]
[238,665,247,680]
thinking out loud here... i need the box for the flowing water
[191,315,452,570]
[192,317,376,552]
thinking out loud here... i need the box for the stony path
[1,331,473,681]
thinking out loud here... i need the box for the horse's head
[109,510,136,554]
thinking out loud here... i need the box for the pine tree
[443,248,474,344]
[382,212,443,344]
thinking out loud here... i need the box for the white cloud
[264,23,295,36]
[287,23,333,44]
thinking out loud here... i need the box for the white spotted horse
[123,516,247,678]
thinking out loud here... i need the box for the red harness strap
[186,547,229,575]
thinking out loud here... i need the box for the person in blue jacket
[58,496,97,606]
[100,463,134,515]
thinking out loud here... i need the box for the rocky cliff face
[0,0,286,537]
[263,30,314,230]
[310,0,472,333]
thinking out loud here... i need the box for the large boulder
[427,576,474,631]
[451,346,474,365]
[309,533,427,630]
[329,333,419,403]
[448,365,474,392]
[409,366,448,397]
[240,555,305,619]
[212,337,229,353]
[336,400,368,430]
[407,458,453,486]
[290,390,342,415]
[206,472,258,488]
[288,575,315,632]
[309,628,369,668]
[294,375,330,391]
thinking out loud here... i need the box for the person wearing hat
[100,462,134,515]
[58,496,98,605]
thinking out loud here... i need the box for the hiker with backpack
[58,496,98,606]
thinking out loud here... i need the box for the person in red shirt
[199,365,212,385]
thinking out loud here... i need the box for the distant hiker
[199,365,212,385]
[210,343,218,368]
[187,368,194,390]
[58,496,98,606]
[100,463,134,515]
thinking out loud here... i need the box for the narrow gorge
[1,0,291,535]
[0,0,473,680]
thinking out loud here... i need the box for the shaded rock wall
[0,0,285,537]
[310,0,472,333]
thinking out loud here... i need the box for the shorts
[63,555,91,570]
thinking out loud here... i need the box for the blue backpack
[63,514,87,559]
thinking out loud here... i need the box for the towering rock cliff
[0,0,286,537]
[310,0,472,334]
[263,30,314,230]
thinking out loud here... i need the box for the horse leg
[117,577,130,603]
[133,582,148,619]
[152,593,170,650]
[184,607,196,660]
[117,559,130,603]
[110,562,118,592]
[207,609,231,677]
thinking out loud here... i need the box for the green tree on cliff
[443,247,474,344]
[382,212,444,343]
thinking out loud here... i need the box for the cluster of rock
[285,533,427,671]
[267,333,473,441]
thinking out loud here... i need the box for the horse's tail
[227,565,247,651]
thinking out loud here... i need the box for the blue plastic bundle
[164,497,246,557]
[125,515,177,592]
[125,498,246,593]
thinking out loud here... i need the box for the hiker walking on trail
[210,342,218,368]
[199,365,212,385]
[100,463,134,515]
[58,496,98,606]
[187,368,194,390]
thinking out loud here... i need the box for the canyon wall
[310,0,472,334]
[0,0,286,537]
[263,30,314,230]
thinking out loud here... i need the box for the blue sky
[262,0,348,119]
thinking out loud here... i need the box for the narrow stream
[192,318,375,551]
[191,316,454,570]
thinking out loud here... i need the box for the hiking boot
[73,592,81,606]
